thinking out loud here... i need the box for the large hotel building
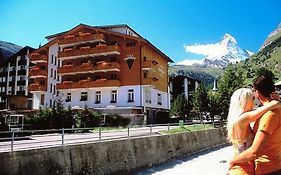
[28,24,173,123]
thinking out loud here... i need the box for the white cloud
[177,59,203,66]
[184,42,227,57]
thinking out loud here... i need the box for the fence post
[99,127,101,141]
[168,123,170,132]
[150,124,152,135]
[11,131,14,152]
[128,126,130,139]
[62,128,64,146]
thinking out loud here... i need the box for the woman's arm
[237,100,281,125]
[229,130,270,169]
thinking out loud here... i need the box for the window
[19,65,26,70]
[110,41,118,45]
[50,83,52,93]
[53,85,56,94]
[54,56,57,66]
[10,66,16,71]
[50,99,52,108]
[18,75,25,81]
[9,77,15,82]
[128,89,134,102]
[18,85,25,91]
[145,89,151,103]
[51,55,54,64]
[111,90,117,103]
[143,56,147,61]
[66,93,71,102]
[157,93,162,105]
[51,68,53,77]
[80,92,88,101]
[143,71,147,78]
[54,70,57,80]
[95,91,101,104]
[110,74,117,80]
[126,41,136,47]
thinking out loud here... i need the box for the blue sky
[1,0,280,64]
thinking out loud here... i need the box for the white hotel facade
[28,24,173,124]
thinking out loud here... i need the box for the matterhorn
[202,34,253,68]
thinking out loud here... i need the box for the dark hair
[253,75,275,98]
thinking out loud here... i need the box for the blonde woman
[227,88,281,175]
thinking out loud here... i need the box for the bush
[76,108,101,128]
[105,114,130,127]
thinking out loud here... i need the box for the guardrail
[0,120,226,153]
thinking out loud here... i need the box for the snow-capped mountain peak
[221,33,237,45]
[202,34,253,68]
[179,33,253,68]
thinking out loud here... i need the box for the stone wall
[0,128,227,175]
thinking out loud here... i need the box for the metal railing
[0,120,226,153]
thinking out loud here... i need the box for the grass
[162,124,214,134]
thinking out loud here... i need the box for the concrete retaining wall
[0,128,227,175]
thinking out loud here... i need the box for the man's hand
[229,159,235,170]
[271,91,280,101]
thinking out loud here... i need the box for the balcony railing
[58,45,121,60]
[28,84,47,92]
[29,68,48,78]
[58,62,121,75]
[58,33,105,46]
[29,53,48,63]
[57,79,121,90]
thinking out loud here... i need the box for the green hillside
[168,65,223,85]
[237,34,281,83]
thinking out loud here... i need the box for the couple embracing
[227,75,281,175]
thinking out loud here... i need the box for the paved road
[0,125,178,152]
[134,145,233,175]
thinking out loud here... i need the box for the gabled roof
[0,46,35,67]
[38,23,173,63]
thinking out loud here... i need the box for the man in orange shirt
[229,75,281,175]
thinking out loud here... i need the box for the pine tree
[169,94,188,119]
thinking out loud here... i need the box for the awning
[275,80,281,86]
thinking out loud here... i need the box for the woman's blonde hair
[227,88,254,143]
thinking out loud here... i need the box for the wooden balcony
[142,74,158,85]
[29,53,48,63]
[142,61,153,69]
[58,45,121,60]
[28,84,47,92]
[58,33,105,46]
[58,62,121,75]
[57,79,121,90]
[29,68,48,78]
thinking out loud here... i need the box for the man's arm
[229,130,270,168]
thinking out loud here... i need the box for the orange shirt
[253,108,281,174]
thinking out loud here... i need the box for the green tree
[169,94,188,119]
[208,92,221,121]
[192,83,209,113]
[216,64,244,119]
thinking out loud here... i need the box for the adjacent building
[28,24,173,123]
[0,46,35,110]
[169,75,201,105]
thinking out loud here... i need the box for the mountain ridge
[0,40,22,63]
